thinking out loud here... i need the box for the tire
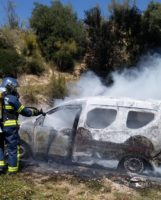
[19,140,32,160]
[118,155,152,174]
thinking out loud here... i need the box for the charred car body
[19,97,161,174]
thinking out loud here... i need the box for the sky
[0,0,161,25]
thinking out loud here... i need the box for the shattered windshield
[43,107,81,130]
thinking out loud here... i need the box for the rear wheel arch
[124,135,154,156]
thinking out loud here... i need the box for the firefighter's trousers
[0,132,5,170]
[0,126,20,173]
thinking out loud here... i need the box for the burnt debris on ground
[20,159,161,189]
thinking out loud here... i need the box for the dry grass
[1,171,161,200]
[18,69,70,106]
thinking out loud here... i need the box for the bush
[0,49,25,77]
[22,32,39,57]
[0,29,15,49]
[54,40,77,71]
[55,53,74,71]
[25,58,45,75]
[20,32,45,76]
[0,32,12,49]
[47,75,68,100]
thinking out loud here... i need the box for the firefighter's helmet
[1,77,19,93]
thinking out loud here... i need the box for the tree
[0,48,24,77]
[5,0,19,29]
[84,6,114,76]
[142,1,161,50]
[84,1,144,78]
[0,28,24,77]
[30,0,86,71]
[109,0,142,67]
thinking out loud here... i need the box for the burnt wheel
[19,140,32,160]
[118,155,152,174]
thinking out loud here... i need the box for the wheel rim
[124,157,144,173]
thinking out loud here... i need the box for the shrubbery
[22,32,39,57]
[0,28,45,77]
[47,75,68,100]
[25,58,44,76]
[1,0,161,81]
[0,27,18,50]
[0,49,25,77]
[53,40,77,71]
[30,0,86,71]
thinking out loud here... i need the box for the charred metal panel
[48,128,72,157]
[19,121,34,145]
[33,126,53,156]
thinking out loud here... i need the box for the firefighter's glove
[33,108,46,116]
[33,109,42,116]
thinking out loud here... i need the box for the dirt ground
[13,160,161,200]
[1,159,161,200]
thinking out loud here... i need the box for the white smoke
[66,53,161,100]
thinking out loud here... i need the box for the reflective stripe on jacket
[3,94,34,127]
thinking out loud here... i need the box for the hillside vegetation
[1,0,161,104]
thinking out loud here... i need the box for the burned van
[19,97,161,174]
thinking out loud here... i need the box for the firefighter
[0,77,42,174]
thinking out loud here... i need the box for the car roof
[57,96,161,111]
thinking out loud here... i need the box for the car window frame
[84,105,118,130]
[126,108,156,130]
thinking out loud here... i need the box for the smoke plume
[66,53,161,100]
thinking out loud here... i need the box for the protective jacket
[3,94,33,127]
[0,93,35,173]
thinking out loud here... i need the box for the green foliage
[84,6,116,76]
[0,28,45,77]
[0,30,14,49]
[25,58,45,75]
[22,32,39,57]
[54,40,77,71]
[109,0,142,66]
[21,32,45,75]
[84,0,161,77]
[30,0,86,71]
[1,0,161,81]
[0,48,25,77]
[142,2,161,49]
[0,28,24,77]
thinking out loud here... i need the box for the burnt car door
[72,105,127,168]
[33,105,81,160]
